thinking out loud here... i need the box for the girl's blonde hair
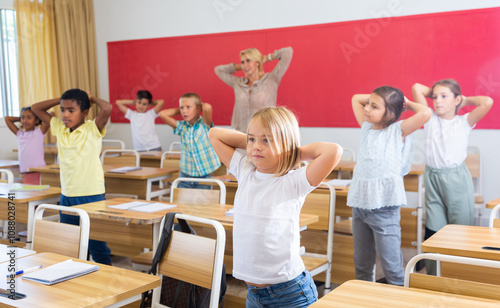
[240,48,264,77]
[247,106,301,177]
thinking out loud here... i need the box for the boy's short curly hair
[60,89,90,111]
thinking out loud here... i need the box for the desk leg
[146,175,170,201]
[153,222,160,256]
[417,174,424,255]
[26,203,34,250]
[103,294,141,308]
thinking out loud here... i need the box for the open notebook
[107,166,142,174]
[108,201,177,213]
[22,259,99,285]
[10,184,50,192]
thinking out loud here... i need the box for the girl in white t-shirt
[209,106,342,308]
[116,90,164,151]
[412,79,493,274]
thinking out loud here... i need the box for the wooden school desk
[0,160,19,181]
[15,144,125,165]
[0,160,19,169]
[133,151,227,176]
[129,151,179,168]
[0,184,61,249]
[29,164,178,200]
[215,165,424,285]
[0,252,160,308]
[422,224,500,260]
[309,280,500,308]
[0,244,36,262]
[422,224,500,285]
[486,198,500,209]
[216,170,422,249]
[72,198,319,266]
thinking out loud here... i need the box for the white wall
[93,0,500,223]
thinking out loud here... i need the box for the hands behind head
[403,96,411,111]
[86,91,93,103]
[457,95,467,110]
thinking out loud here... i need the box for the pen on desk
[6,265,42,278]
[482,246,500,251]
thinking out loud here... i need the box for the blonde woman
[214,47,293,132]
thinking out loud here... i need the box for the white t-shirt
[424,112,473,169]
[229,151,316,285]
[125,109,161,151]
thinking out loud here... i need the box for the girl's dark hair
[372,86,405,127]
[60,89,90,111]
[136,90,153,104]
[20,106,41,126]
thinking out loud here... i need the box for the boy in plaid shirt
[160,93,221,188]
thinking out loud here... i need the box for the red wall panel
[108,7,500,128]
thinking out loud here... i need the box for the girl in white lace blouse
[348,86,431,285]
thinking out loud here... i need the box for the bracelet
[268,54,272,61]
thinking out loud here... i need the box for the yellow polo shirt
[50,117,106,197]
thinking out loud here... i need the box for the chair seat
[131,251,154,266]
[302,255,328,273]
[334,219,353,235]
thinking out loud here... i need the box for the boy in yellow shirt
[32,89,113,264]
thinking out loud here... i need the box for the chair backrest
[338,148,356,179]
[168,141,181,152]
[341,148,356,162]
[301,182,336,293]
[160,151,181,170]
[170,178,226,205]
[404,253,500,301]
[489,203,500,228]
[0,169,14,183]
[152,213,225,308]
[465,146,481,196]
[100,149,140,166]
[31,204,90,260]
[102,139,125,149]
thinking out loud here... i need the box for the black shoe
[376,277,388,284]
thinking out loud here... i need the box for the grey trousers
[352,206,404,285]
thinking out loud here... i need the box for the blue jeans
[59,194,112,264]
[246,270,318,308]
[177,172,211,190]
[352,206,404,285]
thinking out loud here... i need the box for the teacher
[214,47,293,132]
